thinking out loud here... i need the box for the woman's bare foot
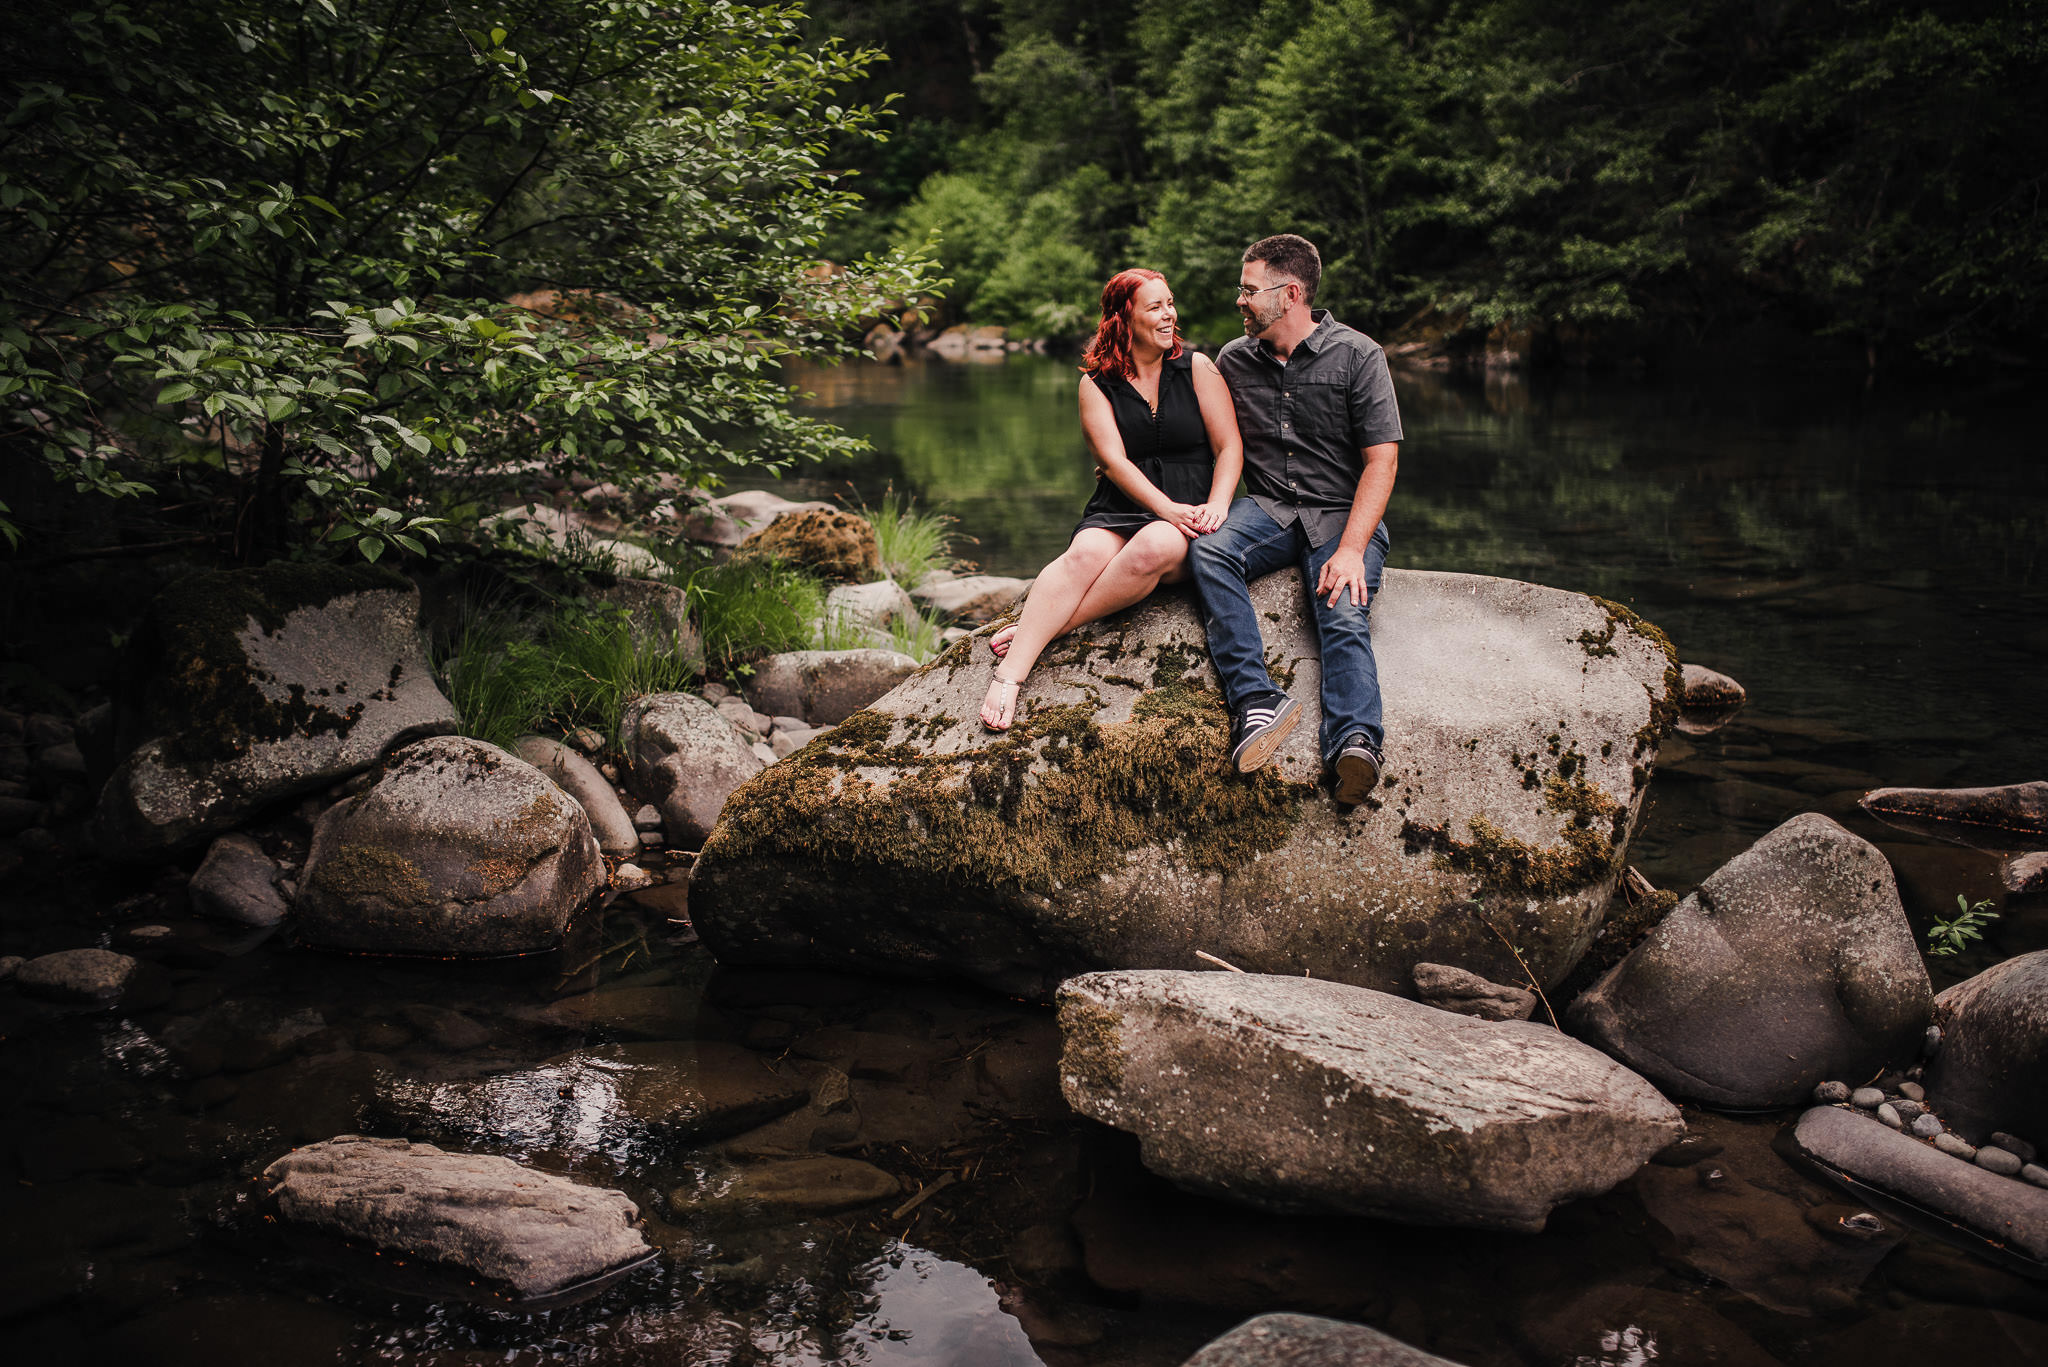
[981,669,1023,731]
[988,623,1017,659]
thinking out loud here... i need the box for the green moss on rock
[309,842,431,907]
[737,509,880,583]
[1057,994,1126,1093]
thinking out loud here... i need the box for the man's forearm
[1337,443,1400,552]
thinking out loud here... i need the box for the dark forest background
[808,0,2046,368]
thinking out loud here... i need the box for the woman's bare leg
[990,521,1191,660]
[982,528,1127,729]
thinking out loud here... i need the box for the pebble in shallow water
[1977,1146,2024,1177]
[1850,1086,1885,1109]
[1910,1113,1944,1139]
[1877,1103,1903,1129]
[1933,1133,1977,1160]
[1814,1081,1851,1104]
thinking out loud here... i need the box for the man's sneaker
[1332,735,1383,805]
[1228,693,1301,774]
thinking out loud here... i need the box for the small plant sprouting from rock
[1926,895,1999,957]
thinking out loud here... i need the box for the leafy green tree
[1,0,939,559]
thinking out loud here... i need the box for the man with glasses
[1190,233,1403,805]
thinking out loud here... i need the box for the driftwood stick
[890,1171,958,1221]
[1195,950,1247,973]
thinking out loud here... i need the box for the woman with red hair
[982,269,1243,730]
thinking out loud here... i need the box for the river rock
[578,575,704,668]
[188,832,290,927]
[2004,852,2048,896]
[1790,1106,2048,1261]
[825,578,918,633]
[1859,780,2048,852]
[740,648,920,727]
[296,736,603,954]
[738,507,879,583]
[94,564,458,858]
[1675,663,1747,736]
[693,571,1680,1000]
[682,490,837,548]
[261,1135,649,1301]
[13,948,139,1006]
[620,693,764,848]
[1411,962,1537,1021]
[1057,970,1681,1232]
[665,1156,898,1223]
[545,1041,811,1140]
[513,736,639,854]
[1922,949,2048,1144]
[1182,1313,1467,1367]
[478,503,663,577]
[1567,813,1931,1107]
[911,574,1033,624]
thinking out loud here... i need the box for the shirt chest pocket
[1286,373,1353,439]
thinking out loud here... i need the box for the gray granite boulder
[620,693,764,848]
[2003,852,2048,895]
[1859,780,2048,852]
[692,570,1680,1001]
[1923,949,2048,1144]
[740,648,920,727]
[189,832,290,927]
[825,578,918,633]
[262,1136,650,1302]
[1790,1106,2048,1262]
[1057,970,1682,1231]
[1568,813,1931,1107]
[296,737,603,954]
[513,736,639,854]
[94,564,458,858]
[1182,1314,1467,1367]
[911,573,1033,624]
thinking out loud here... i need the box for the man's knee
[1189,533,1236,578]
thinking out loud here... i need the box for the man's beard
[1240,296,1286,335]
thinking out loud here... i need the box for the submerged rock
[545,1041,811,1141]
[620,693,764,848]
[741,649,920,727]
[297,736,603,955]
[1859,780,2048,852]
[692,571,1681,1000]
[1790,1106,2048,1263]
[666,1156,899,1223]
[1056,970,1681,1232]
[1567,814,1930,1108]
[94,564,458,858]
[1182,1313,1467,1367]
[261,1135,650,1302]
[1923,949,2048,1145]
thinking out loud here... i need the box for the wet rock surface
[1859,780,2048,851]
[1568,813,1931,1107]
[740,648,921,726]
[620,692,764,848]
[13,947,142,1006]
[297,736,603,954]
[262,1135,651,1301]
[667,1156,900,1223]
[1181,1312,1467,1367]
[695,570,1680,1000]
[188,832,290,927]
[1057,969,1681,1231]
[94,563,458,858]
[1923,949,2048,1144]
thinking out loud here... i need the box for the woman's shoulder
[1186,349,1218,374]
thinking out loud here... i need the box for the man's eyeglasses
[1235,281,1291,301]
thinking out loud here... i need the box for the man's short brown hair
[1244,234,1322,305]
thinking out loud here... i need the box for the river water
[3,355,2045,1365]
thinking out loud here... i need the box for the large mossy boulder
[95,563,457,858]
[1058,970,1682,1232]
[1567,813,1932,1107]
[297,736,603,955]
[690,569,1680,1000]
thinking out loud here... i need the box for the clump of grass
[431,596,698,748]
[686,556,828,676]
[862,491,961,590]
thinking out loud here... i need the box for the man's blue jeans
[1189,498,1390,763]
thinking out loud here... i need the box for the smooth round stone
[1933,1133,1977,1159]
[1923,1025,1942,1057]
[2023,1164,2048,1189]
[1991,1132,2039,1163]
[1814,1081,1852,1105]
[1897,1080,1926,1102]
[1893,1099,1926,1123]
[1910,1113,1944,1139]
[1850,1087,1885,1109]
[1977,1146,2024,1177]
[1876,1103,1904,1129]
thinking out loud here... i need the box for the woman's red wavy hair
[1080,268,1182,379]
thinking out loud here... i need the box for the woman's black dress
[1073,349,1214,536]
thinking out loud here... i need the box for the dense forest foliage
[0,0,936,558]
[810,0,2046,366]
